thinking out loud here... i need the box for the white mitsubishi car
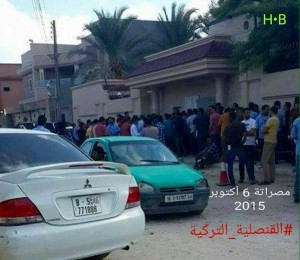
[0,129,145,260]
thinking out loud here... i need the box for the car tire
[84,253,110,260]
[190,209,204,215]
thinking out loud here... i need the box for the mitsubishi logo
[84,179,92,188]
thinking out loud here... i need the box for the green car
[81,137,210,214]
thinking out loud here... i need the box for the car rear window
[109,140,179,166]
[0,133,91,173]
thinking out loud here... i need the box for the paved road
[109,158,299,260]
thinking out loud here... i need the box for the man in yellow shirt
[259,106,280,185]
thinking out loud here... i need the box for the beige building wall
[161,77,216,113]
[261,69,299,100]
[209,15,255,43]
[72,80,143,122]
[237,68,299,108]
[226,75,242,107]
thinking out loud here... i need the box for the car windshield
[109,140,179,166]
[0,133,91,173]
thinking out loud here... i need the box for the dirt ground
[109,158,299,260]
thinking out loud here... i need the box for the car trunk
[15,168,132,225]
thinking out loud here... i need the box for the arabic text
[190,223,293,240]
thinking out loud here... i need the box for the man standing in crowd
[77,121,86,146]
[173,111,186,157]
[85,120,91,139]
[155,115,166,143]
[284,101,292,132]
[223,111,256,188]
[218,107,231,159]
[56,114,67,136]
[164,113,175,151]
[186,109,198,154]
[137,115,145,133]
[256,105,270,158]
[291,116,299,203]
[130,115,140,136]
[259,106,280,185]
[239,108,257,183]
[249,102,259,120]
[93,117,107,137]
[107,117,120,136]
[193,108,209,153]
[208,105,221,149]
[72,119,81,145]
[141,118,158,139]
[232,103,239,110]
[274,100,285,162]
[33,115,50,132]
[290,96,299,127]
[120,116,131,136]
[215,102,224,115]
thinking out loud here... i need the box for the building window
[3,87,10,92]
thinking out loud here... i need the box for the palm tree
[156,2,201,50]
[71,7,150,80]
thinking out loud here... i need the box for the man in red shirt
[93,117,107,137]
[120,116,131,136]
[208,105,221,152]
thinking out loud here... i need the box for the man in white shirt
[130,115,140,136]
[186,109,198,154]
[33,115,50,132]
[239,107,257,183]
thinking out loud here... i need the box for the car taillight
[0,198,43,225]
[126,187,140,209]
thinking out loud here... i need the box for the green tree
[71,7,150,80]
[196,12,211,35]
[156,2,202,50]
[210,0,262,20]
[209,0,299,73]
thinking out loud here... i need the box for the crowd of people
[32,96,299,203]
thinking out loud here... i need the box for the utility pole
[51,20,61,122]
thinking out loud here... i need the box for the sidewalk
[182,155,296,188]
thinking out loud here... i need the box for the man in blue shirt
[291,117,299,203]
[107,117,120,136]
[256,105,270,158]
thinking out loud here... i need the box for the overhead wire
[31,0,44,42]
[32,0,51,53]
[35,0,51,53]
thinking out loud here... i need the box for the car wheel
[190,209,204,215]
[84,253,110,260]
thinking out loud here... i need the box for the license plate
[165,193,194,203]
[72,194,102,217]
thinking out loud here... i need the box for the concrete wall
[0,64,23,112]
[72,80,143,122]
[236,68,299,107]
[0,80,24,109]
[21,51,33,67]
[209,15,255,43]
[22,73,34,100]
[161,77,216,113]
[29,43,76,56]
[261,69,299,99]
[226,75,242,107]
